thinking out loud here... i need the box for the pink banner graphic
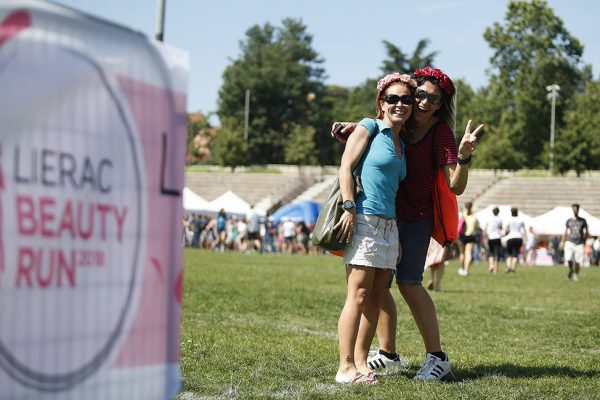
[0,2,187,399]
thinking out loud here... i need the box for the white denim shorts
[343,214,398,270]
[564,241,584,265]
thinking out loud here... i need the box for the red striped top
[396,122,458,221]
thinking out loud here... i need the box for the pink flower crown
[376,72,417,92]
[413,66,455,96]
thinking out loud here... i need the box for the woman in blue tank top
[333,73,416,385]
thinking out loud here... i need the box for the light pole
[155,0,166,41]
[546,83,560,171]
[243,89,250,143]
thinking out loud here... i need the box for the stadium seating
[185,171,316,212]
[185,168,600,219]
[473,176,600,216]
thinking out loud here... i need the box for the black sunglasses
[415,89,441,105]
[384,93,415,105]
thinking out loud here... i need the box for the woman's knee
[349,287,370,307]
[397,283,418,298]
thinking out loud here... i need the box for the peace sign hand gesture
[458,119,485,159]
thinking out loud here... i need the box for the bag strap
[353,118,379,173]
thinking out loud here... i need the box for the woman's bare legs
[337,265,375,376]
[354,269,393,373]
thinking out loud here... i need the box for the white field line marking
[511,306,589,315]
[228,315,338,338]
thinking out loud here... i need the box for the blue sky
[53,0,600,124]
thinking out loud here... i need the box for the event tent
[270,200,322,226]
[530,206,600,236]
[207,190,252,218]
[476,205,533,228]
[182,187,210,213]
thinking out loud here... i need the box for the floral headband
[376,72,417,92]
[413,66,455,96]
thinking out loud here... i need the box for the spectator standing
[295,221,310,254]
[214,209,227,252]
[525,227,538,267]
[425,238,449,292]
[504,207,527,273]
[281,219,297,254]
[182,214,192,247]
[246,205,262,253]
[561,204,589,281]
[484,206,503,274]
[591,236,600,266]
[458,202,479,276]
[197,214,210,248]
[262,219,277,253]
[551,235,562,264]
[236,217,247,252]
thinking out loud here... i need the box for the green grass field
[177,249,600,400]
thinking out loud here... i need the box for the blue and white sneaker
[413,353,451,381]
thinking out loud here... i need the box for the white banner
[0,1,187,399]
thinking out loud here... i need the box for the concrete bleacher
[184,167,600,219]
[185,170,317,212]
[473,176,600,216]
[456,172,497,211]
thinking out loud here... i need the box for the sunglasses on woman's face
[384,93,415,105]
[415,89,442,105]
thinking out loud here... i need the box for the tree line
[188,0,600,175]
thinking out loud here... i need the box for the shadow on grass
[448,364,600,381]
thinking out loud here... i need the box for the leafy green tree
[483,0,587,169]
[217,18,326,164]
[211,118,249,171]
[285,124,318,165]
[380,39,438,74]
[472,126,526,171]
[554,80,600,175]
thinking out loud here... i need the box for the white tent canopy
[476,205,533,229]
[182,189,267,218]
[208,190,250,217]
[530,206,600,236]
[183,187,210,213]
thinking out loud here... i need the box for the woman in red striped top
[333,67,484,381]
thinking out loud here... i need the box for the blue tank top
[217,215,226,231]
[355,118,406,218]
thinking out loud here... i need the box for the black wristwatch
[457,155,471,165]
[342,200,356,211]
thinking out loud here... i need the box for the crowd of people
[182,207,320,255]
[452,203,599,279]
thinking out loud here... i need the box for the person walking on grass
[334,72,415,385]
[458,201,479,276]
[425,238,449,292]
[504,207,526,273]
[333,66,484,381]
[525,226,538,268]
[484,206,504,274]
[245,204,262,253]
[561,204,588,281]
